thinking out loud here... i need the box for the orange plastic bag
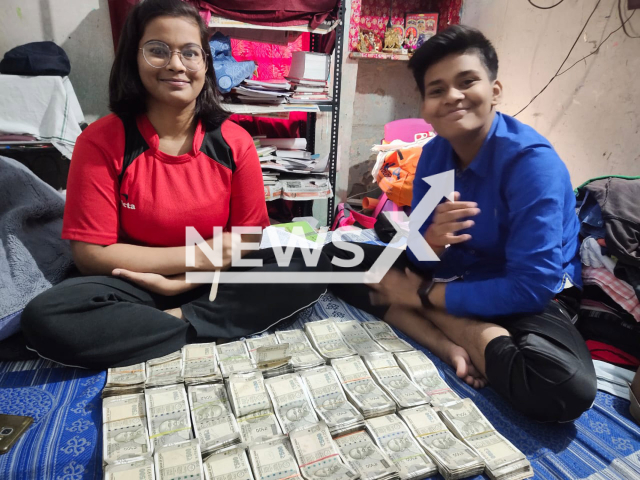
[375,146,423,207]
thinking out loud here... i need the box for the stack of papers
[230,80,292,105]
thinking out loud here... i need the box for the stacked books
[230,79,292,105]
[286,51,332,104]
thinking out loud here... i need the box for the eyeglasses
[139,41,207,72]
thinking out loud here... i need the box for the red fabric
[194,0,339,29]
[62,114,268,248]
[586,340,640,367]
[231,35,310,81]
[597,238,607,248]
[107,0,140,50]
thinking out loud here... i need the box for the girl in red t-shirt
[21,0,329,369]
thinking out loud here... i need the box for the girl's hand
[425,192,480,250]
[112,269,199,296]
[194,232,243,271]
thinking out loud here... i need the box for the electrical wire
[619,0,640,38]
[513,0,602,117]
[528,0,565,9]
[557,8,637,76]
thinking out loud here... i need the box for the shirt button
[465,270,471,275]
[469,250,476,255]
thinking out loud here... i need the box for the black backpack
[0,41,71,76]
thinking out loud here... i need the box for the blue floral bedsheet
[1,292,639,480]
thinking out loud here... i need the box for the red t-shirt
[62,113,269,247]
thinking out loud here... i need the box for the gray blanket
[0,155,73,321]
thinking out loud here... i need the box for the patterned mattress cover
[1,292,639,480]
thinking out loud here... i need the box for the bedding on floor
[0,292,639,480]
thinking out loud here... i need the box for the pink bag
[331,203,377,231]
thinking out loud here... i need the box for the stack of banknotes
[336,320,385,355]
[304,319,357,362]
[182,343,222,385]
[202,445,254,480]
[275,329,325,371]
[334,430,400,480]
[265,373,318,433]
[395,350,460,406]
[299,365,365,436]
[188,383,240,454]
[100,320,534,480]
[438,399,533,480]
[332,355,396,418]
[103,363,146,398]
[247,436,304,480]
[146,352,184,387]
[364,353,430,408]
[145,384,193,449]
[102,393,152,465]
[289,422,359,480]
[104,457,155,480]
[217,341,255,377]
[153,439,204,480]
[365,414,438,480]
[400,405,485,480]
[361,322,413,353]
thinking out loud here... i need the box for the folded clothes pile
[575,177,640,390]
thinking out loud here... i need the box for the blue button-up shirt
[408,112,582,318]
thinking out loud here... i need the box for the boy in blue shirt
[327,26,596,422]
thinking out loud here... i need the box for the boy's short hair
[408,25,499,97]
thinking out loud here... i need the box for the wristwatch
[417,279,436,308]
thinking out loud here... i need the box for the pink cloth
[583,266,640,322]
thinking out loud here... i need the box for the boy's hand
[425,192,480,252]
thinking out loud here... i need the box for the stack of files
[299,365,365,436]
[438,399,533,480]
[332,355,397,419]
[365,414,439,480]
[188,384,241,455]
[103,363,146,398]
[334,430,400,480]
[399,405,485,480]
[275,329,325,371]
[231,79,292,105]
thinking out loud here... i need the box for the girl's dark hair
[109,0,228,129]
[408,25,499,98]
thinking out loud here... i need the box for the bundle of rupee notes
[102,318,533,480]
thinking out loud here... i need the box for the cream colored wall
[0,0,115,123]
[462,0,640,185]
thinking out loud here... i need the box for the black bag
[0,41,71,76]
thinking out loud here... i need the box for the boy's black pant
[21,248,330,370]
[323,242,597,423]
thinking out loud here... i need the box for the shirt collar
[462,112,501,178]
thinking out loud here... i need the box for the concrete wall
[462,0,640,185]
[0,0,115,123]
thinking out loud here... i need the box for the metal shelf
[208,16,340,35]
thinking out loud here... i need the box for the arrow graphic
[408,169,455,262]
